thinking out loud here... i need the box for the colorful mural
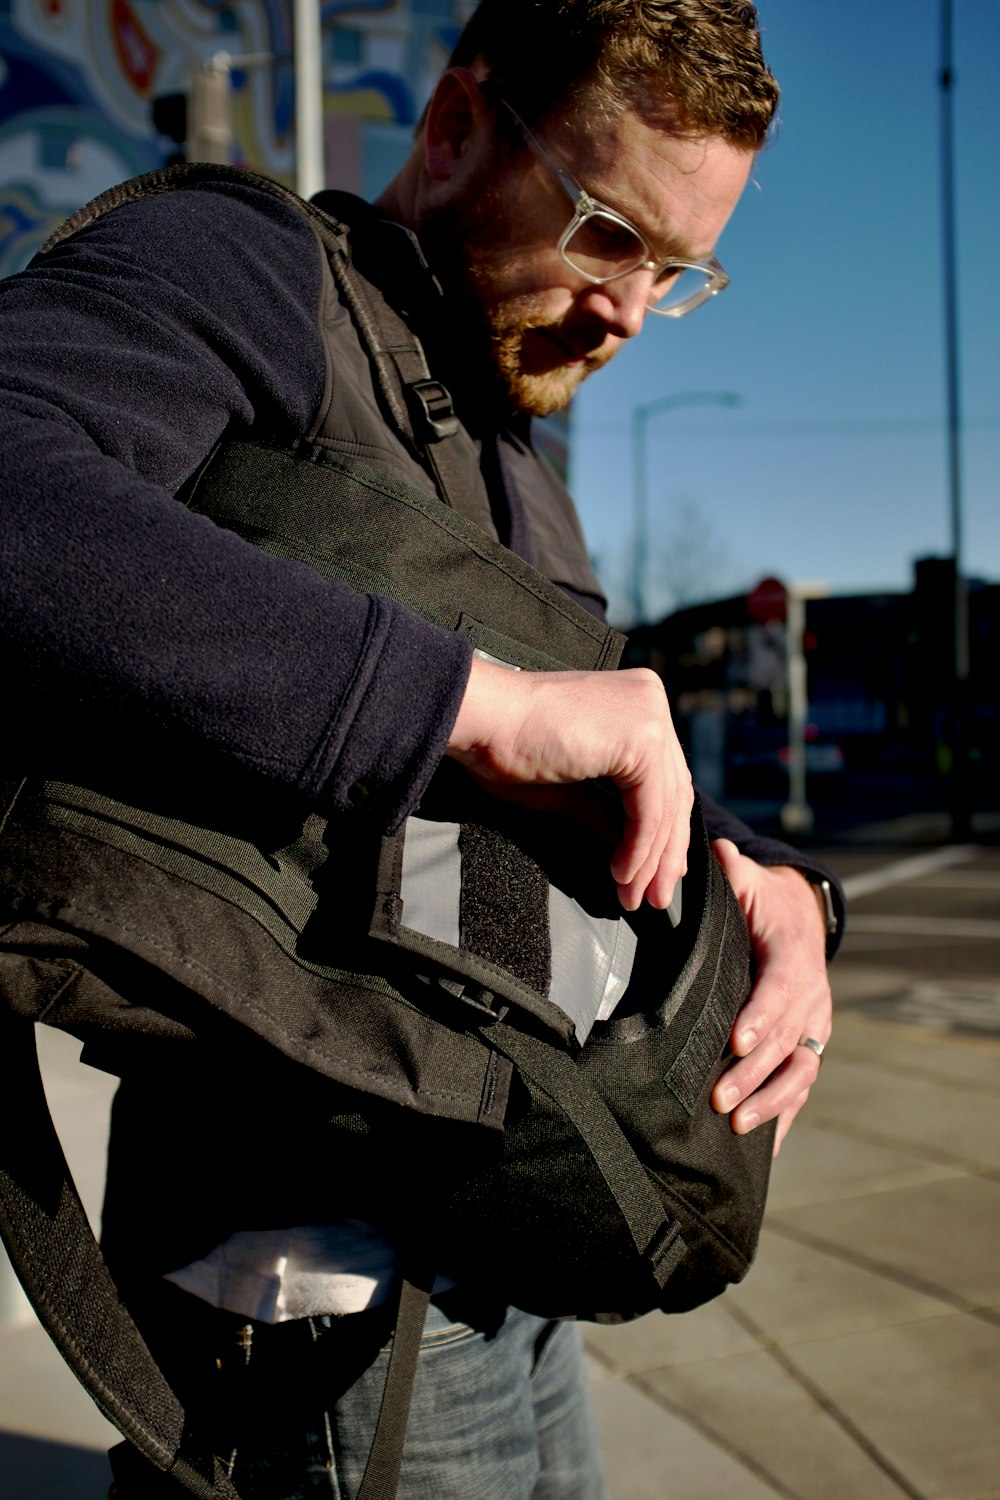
[0,0,569,465]
[0,0,470,273]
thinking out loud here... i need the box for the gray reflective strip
[399,817,462,947]
[547,888,638,1044]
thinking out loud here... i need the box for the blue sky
[568,0,1000,620]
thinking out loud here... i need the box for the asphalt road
[816,839,1000,1034]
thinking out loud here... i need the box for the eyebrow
[581,176,704,266]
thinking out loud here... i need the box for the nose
[575,266,652,339]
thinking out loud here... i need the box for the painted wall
[0,0,475,275]
[0,0,570,470]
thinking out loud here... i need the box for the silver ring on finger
[797,1036,826,1062]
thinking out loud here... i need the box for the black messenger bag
[0,165,775,1500]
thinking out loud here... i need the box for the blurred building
[624,558,1000,818]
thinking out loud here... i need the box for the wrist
[776,866,838,958]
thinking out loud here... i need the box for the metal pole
[294,0,325,199]
[630,404,649,624]
[188,55,233,165]
[782,590,812,834]
[940,0,970,837]
[629,390,741,626]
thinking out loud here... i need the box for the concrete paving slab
[771,1175,1000,1310]
[830,967,917,1006]
[586,1213,953,1377]
[589,1371,781,1500]
[790,1313,1000,1500]
[766,1116,963,1213]
[0,1432,113,1500]
[641,1345,911,1500]
[825,1014,1000,1094]
[726,1224,954,1345]
[796,1051,1000,1169]
[585,1301,760,1375]
[0,1321,118,1451]
[36,1026,116,1233]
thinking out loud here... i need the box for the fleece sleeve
[0,180,472,829]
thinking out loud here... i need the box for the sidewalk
[585,996,1000,1500]
[3,983,1000,1499]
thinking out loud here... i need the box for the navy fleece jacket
[0,179,471,826]
[0,174,841,924]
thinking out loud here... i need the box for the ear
[423,66,493,186]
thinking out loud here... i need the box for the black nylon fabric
[0,164,775,1500]
[436,806,774,1322]
[0,1013,244,1500]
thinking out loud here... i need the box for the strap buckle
[409,379,459,441]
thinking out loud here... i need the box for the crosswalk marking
[841,846,978,902]
[848,914,1000,940]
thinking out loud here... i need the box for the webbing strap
[311,204,498,535]
[485,1020,686,1291]
[37,163,490,531]
[0,1011,428,1500]
[356,1275,432,1500]
[0,1013,244,1499]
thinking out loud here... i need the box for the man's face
[422,98,754,417]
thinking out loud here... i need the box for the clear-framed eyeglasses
[498,98,730,318]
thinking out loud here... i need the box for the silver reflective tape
[399,817,462,948]
[547,888,638,1044]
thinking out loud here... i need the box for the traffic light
[151,62,232,166]
[151,91,188,166]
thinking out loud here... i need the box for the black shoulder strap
[306,187,497,536]
[0,1011,242,1498]
[0,1010,429,1500]
[37,163,492,532]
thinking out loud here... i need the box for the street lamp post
[630,390,741,625]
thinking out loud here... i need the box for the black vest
[1,163,772,1335]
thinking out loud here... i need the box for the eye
[566,212,646,275]
[587,217,634,247]
[651,264,684,292]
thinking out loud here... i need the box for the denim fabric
[113,1282,609,1500]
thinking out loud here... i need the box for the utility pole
[940,0,971,838]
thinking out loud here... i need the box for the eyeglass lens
[563,212,708,312]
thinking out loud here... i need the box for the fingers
[722,1040,823,1134]
[709,844,833,1144]
[449,660,693,912]
[612,766,691,911]
[610,688,692,910]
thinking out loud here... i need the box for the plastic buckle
[409,379,459,441]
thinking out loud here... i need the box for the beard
[419,196,616,418]
[485,297,616,417]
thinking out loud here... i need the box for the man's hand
[446,657,693,912]
[710,839,832,1155]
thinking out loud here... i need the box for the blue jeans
[112,1283,609,1500]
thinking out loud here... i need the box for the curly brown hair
[449,0,779,150]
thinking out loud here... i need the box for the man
[0,2,839,1496]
